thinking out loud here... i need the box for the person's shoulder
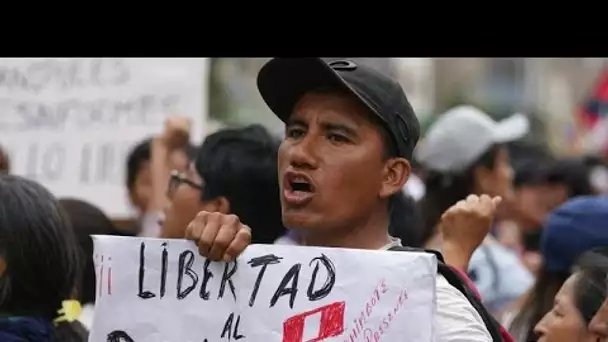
[434,274,492,342]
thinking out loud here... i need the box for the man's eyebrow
[286,117,307,127]
[322,122,358,137]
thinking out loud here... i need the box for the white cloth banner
[90,236,437,342]
[0,58,209,218]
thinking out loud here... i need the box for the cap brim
[257,58,380,125]
[493,113,530,143]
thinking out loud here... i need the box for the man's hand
[160,115,191,150]
[185,211,252,261]
[440,194,502,270]
[589,296,608,340]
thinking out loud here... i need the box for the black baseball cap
[256,58,420,159]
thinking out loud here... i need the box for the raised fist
[441,194,502,255]
[160,115,191,150]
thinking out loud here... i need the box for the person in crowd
[533,247,608,342]
[0,145,9,174]
[161,124,286,244]
[415,105,534,315]
[0,175,87,342]
[125,116,194,236]
[59,198,126,330]
[513,157,596,274]
[186,58,498,341]
[504,196,608,342]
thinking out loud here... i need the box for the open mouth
[287,172,314,193]
[291,178,312,193]
[283,171,315,205]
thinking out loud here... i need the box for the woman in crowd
[0,175,87,342]
[510,157,596,274]
[59,198,126,330]
[533,247,608,342]
[505,196,608,342]
[415,105,534,314]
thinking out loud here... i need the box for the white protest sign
[90,236,437,342]
[0,58,209,218]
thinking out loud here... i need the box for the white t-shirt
[382,239,492,342]
[434,274,492,341]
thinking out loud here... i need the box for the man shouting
[185,58,494,341]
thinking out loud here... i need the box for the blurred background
[2,57,607,222]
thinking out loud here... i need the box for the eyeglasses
[167,170,204,198]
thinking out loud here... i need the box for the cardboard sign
[90,236,437,342]
[0,58,209,218]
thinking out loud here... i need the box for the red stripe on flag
[282,301,346,342]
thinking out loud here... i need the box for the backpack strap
[388,246,505,342]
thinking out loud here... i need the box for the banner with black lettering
[90,236,437,342]
[0,58,208,218]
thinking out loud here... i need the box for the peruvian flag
[579,66,608,156]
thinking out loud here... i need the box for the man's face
[162,163,205,238]
[277,91,408,235]
[514,182,568,232]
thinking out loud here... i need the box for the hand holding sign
[185,211,252,261]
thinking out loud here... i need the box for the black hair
[388,191,423,247]
[419,144,501,246]
[572,247,608,325]
[125,137,197,191]
[59,198,121,305]
[0,145,9,174]
[125,138,153,191]
[545,157,595,198]
[194,124,286,244]
[513,157,556,188]
[583,154,608,168]
[0,175,87,341]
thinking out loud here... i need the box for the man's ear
[379,157,411,199]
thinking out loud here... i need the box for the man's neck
[299,211,392,250]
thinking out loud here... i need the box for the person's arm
[141,116,191,237]
[440,195,502,272]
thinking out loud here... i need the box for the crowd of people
[1,57,608,342]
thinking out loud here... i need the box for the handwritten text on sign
[90,236,437,342]
[0,58,208,218]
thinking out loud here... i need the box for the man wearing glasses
[161,124,286,245]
